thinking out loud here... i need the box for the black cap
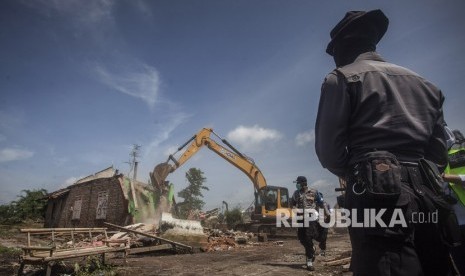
[326,9,389,56]
[293,176,307,184]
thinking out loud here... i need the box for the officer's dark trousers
[450,225,465,275]
[317,224,328,251]
[298,221,326,259]
[297,226,315,259]
[346,166,452,276]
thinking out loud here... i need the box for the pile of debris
[58,234,108,249]
[107,220,260,253]
[202,229,257,252]
[104,222,195,254]
[107,223,158,247]
[203,236,237,252]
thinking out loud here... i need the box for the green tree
[0,204,16,224]
[177,168,209,219]
[225,207,244,229]
[0,189,48,224]
[16,189,48,221]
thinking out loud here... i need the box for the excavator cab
[253,186,290,221]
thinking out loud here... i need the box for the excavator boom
[167,128,266,191]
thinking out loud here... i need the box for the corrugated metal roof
[47,188,70,199]
[75,166,116,184]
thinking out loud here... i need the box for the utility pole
[127,144,141,179]
[128,144,141,209]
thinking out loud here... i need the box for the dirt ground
[114,231,352,276]
[2,229,352,276]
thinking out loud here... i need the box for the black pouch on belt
[357,151,404,205]
[417,159,462,247]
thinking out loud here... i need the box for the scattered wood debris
[323,256,352,266]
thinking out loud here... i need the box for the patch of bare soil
[1,228,352,276]
[112,232,352,276]
[0,252,20,276]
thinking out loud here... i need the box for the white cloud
[133,0,153,18]
[144,113,190,158]
[95,63,161,108]
[295,130,315,146]
[0,148,34,162]
[23,0,118,50]
[309,179,334,200]
[227,125,282,152]
[309,179,330,190]
[80,0,114,25]
[25,0,115,26]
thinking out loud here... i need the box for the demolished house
[44,166,174,228]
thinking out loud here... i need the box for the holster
[416,159,462,248]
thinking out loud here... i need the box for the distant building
[44,166,160,228]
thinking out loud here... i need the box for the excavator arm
[166,128,267,192]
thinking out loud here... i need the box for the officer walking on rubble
[315,9,455,276]
[290,176,329,271]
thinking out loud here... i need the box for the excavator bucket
[149,163,175,218]
[150,164,207,246]
[150,163,173,192]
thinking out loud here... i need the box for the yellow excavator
[151,128,292,234]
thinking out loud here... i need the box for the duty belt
[399,161,419,183]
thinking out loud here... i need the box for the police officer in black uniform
[290,176,327,271]
[315,9,452,276]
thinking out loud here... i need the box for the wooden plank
[323,257,351,266]
[103,222,193,253]
[21,246,55,251]
[20,256,44,263]
[21,246,55,257]
[102,239,128,244]
[20,228,107,233]
[23,246,127,262]
[128,244,173,254]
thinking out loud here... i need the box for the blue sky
[1,0,464,210]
